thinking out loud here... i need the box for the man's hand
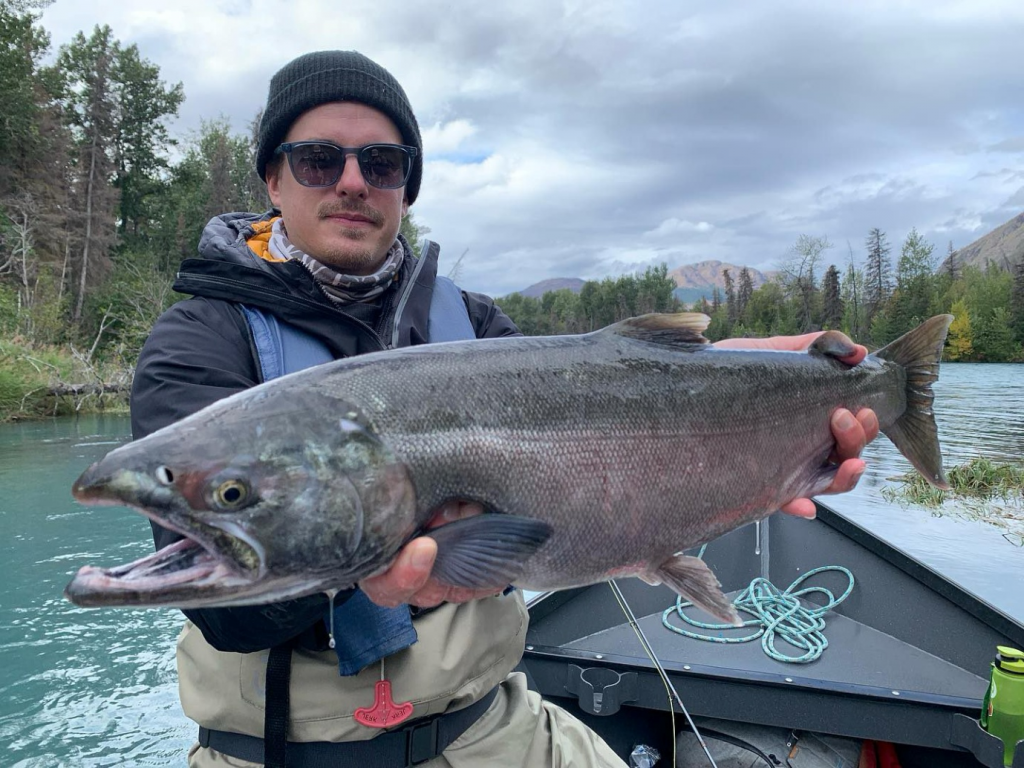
[714,331,880,518]
[360,500,495,609]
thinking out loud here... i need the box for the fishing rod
[608,579,719,768]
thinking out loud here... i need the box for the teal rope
[661,565,855,664]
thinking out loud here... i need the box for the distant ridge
[515,261,772,302]
[941,211,1024,273]
[668,260,771,291]
[517,277,586,298]
[669,260,771,304]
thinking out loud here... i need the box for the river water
[0,363,1021,765]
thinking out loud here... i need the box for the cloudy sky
[38,0,1024,297]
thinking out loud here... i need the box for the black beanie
[256,50,423,204]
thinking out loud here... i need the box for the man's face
[267,102,409,275]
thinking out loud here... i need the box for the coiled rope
[661,546,855,664]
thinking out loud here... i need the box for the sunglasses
[275,142,418,189]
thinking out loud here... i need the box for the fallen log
[48,382,131,397]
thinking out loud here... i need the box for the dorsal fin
[603,312,711,348]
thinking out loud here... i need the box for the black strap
[197,684,499,768]
[264,643,293,768]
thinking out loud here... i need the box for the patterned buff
[268,218,406,303]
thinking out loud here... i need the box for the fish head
[65,387,418,608]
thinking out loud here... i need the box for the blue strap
[428,276,476,342]
[239,305,333,381]
[239,305,285,381]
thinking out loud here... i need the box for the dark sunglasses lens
[358,146,410,188]
[289,144,345,186]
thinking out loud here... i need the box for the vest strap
[264,643,293,768]
[428,275,476,342]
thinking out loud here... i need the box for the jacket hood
[174,211,440,357]
[196,211,285,268]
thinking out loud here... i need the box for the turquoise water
[827,362,1024,620]
[0,363,1021,765]
[0,414,193,766]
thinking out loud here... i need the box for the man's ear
[402,198,409,217]
[266,160,283,208]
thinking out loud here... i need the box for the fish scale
[65,312,952,624]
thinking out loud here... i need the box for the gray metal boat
[520,501,1024,767]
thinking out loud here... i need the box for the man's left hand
[714,331,880,518]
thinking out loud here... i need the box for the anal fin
[424,513,553,591]
[651,554,741,626]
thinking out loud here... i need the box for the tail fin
[875,314,954,490]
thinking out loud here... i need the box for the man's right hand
[359,501,501,609]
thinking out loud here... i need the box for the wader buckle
[405,716,441,765]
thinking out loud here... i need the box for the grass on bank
[0,338,130,421]
[883,457,1024,507]
[883,457,1024,545]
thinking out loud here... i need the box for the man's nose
[334,152,368,196]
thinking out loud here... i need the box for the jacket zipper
[290,258,400,350]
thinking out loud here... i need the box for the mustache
[317,201,384,226]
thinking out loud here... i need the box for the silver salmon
[65,313,952,624]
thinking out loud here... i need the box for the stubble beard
[315,200,394,274]
[319,233,388,274]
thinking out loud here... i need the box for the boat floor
[559,592,987,707]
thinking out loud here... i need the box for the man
[131,50,878,767]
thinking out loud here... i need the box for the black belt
[198,685,499,767]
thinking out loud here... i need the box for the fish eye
[213,479,251,510]
[155,466,175,485]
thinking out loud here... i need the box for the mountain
[668,260,771,290]
[668,260,772,304]
[517,278,586,298]
[516,261,772,302]
[941,211,1024,273]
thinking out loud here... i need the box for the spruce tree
[822,264,843,330]
[53,26,121,325]
[1011,260,1024,347]
[737,267,754,321]
[723,268,737,326]
[946,240,957,280]
[864,228,893,319]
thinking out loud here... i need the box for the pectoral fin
[424,514,553,591]
[652,554,741,626]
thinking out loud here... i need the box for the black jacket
[131,212,519,652]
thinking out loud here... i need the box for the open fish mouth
[67,462,267,607]
[64,522,261,608]
[67,539,231,598]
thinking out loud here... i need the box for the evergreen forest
[1,3,1020,421]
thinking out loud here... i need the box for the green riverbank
[0,339,131,422]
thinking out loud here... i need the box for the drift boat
[520,501,1024,767]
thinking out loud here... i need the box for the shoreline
[0,340,132,423]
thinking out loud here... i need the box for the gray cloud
[988,137,1024,153]
[37,0,1024,296]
